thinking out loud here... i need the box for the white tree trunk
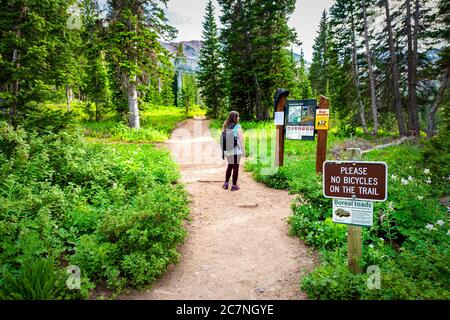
[127,74,140,129]
[66,86,72,112]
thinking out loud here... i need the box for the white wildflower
[424,168,430,175]
[401,178,409,185]
[112,182,117,189]
[436,220,444,226]
[379,237,384,242]
[417,196,424,200]
[408,176,414,181]
[369,244,374,249]
[425,223,435,231]
[391,174,398,180]
[425,178,432,184]
[388,202,394,211]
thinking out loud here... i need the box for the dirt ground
[120,119,316,300]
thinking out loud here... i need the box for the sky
[165,0,336,62]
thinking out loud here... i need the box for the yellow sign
[315,109,330,130]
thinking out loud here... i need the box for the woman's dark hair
[222,111,239,130]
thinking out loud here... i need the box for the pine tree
[197,0,225,118]
[379,0,407,136]
[106,0,176,128]
[330,0,368,133]
[81,0,111,121]
[310,10,331,97]
[297,49,313,99]
[362,0,379,134]
[0,0,74,124]
[219,0,297,120]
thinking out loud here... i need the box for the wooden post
[315,95,330,173]
[347,147,363,273]
[275,92,288,167]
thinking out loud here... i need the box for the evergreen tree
[310,10,331,97]
[0,0,74,124]
[297,49,313,99]
[106,0,176,128]
[329,0,369,133]
[219,0,297,120]
[197,0,225,118]
[81,0,111,121]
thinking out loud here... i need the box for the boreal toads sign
[323,161,388,201]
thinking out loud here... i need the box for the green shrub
[0,121,189,298]
[301,251,367,300]
[420,132,450,196]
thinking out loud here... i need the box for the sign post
[323,148,388,273]
[274,89,290,167]
[347,148,363,273]
[315,95,329,174]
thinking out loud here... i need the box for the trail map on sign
[285,99,316,141]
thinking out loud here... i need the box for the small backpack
[220,123,237,159]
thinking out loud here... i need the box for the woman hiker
[222,111,244,191]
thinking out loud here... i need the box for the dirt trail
[122,119,315,300]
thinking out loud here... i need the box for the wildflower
[408,176,413,181]
[112,182,117,189]
[417,196,424,200]
[425,224,435,231]
[424,168,430,175]
[436,220,444,226]
[425,178,432,184]
[387,202,394,211]
[369,244,374,249]
[379,237,384,242]
[401,178,409,185]
[391,174,398,180]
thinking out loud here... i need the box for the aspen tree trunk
[66,86,72,112]
[362,0,378,135]
[127,15,140,129]
[384,0,407,136]
[127,74,140,129]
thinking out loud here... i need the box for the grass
[82,105,206,143]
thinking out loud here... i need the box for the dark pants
[225,155,241,185]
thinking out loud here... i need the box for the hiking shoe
[231,185,240,191]
[223,182,229,189]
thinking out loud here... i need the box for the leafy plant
[0,259,67,300]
